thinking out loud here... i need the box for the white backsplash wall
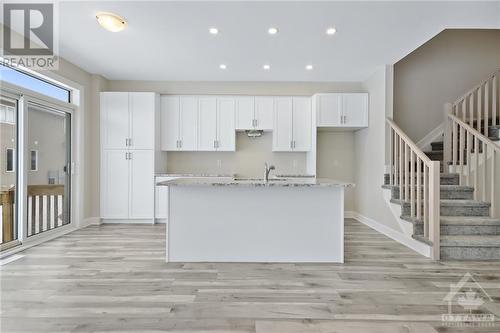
[166,132,307,177]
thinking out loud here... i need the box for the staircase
[384,69,500,261]
[383,138,500,260]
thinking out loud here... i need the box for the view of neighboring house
[0,1,499,333]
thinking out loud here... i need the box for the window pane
[1,96,18,245]
[6,148,14,172]
[0,65,70,103]
[26,103,71,237]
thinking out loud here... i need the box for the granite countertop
[158,177,354,188]
[155,173,235,178]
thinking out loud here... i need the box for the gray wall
[394,29,500,142]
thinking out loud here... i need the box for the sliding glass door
[26,102,71,237]
[0,96,18,249]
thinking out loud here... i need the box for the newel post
[443,103,453,174]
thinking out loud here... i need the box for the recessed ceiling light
[268,27,279,35]
[305,64,314,70]
[263,64,271,70]
[219,64,227,70]
[326,27,337,35]
[96,12,127,32]
[209,27,219,35]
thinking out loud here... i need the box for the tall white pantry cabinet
[100,92,163,222]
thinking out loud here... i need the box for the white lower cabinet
[129,150,154,219]
[101,149,154,221]
[101,150,130,219]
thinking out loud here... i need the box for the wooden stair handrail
[448,113,500,153]
[452,69,500,107]
[386,118,434,166]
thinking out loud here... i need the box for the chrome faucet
[264,162,275,182]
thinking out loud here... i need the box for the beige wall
[394,29,500,141]
[106,81,363,95]
[316,131,355,211]
[167,132,308,178]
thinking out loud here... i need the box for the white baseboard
[81,217,101,227]
[101,218,155,224]
[416,122,444,151]
[350,212,431,258]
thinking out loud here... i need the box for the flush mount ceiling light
[305,64,314,70]
[209,27,219,35]
[263,64,270,70]
[96,12,127,32]
[268,27,279,35]
[219,64,227,70]
[326,27,337,35]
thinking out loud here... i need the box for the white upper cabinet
[129,92,155,149]
[179,97,199,151]
[234,96,273,130]
[160,96,180,151]
[216,97,236,151]
[101,92,155,150]
[254,97,274,130]
[273,97,312,152]
[292,97,312,152]
[273,97,294,151]
[342,93,369,127]
[315,93,368,128]
[198,97,218,151]
[161,96,199,151]
[101,92,130,150]
[317,94,342,127]
[235,96,255,130]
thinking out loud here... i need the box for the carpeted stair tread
[441,235,500,247]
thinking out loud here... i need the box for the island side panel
[167,185,344,263]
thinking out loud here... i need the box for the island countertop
[158,177,354,187]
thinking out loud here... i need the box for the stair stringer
[382,187,414,236]
[381,187,432,257]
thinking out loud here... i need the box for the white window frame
[0,72,83,258]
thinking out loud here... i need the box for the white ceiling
[54,1,499,82]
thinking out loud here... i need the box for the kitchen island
[158,178,353,263]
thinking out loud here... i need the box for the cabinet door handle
[125,138,128,147]
[214,140,216,149]
[125,152,128,160]
[129,138,132,147]
[255,119,258,127]
[293,141,296,149]
[129,152,132,160]
[179,140,182,148]
[290,141,293,149]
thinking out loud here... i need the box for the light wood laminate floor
[1,219,499,332]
